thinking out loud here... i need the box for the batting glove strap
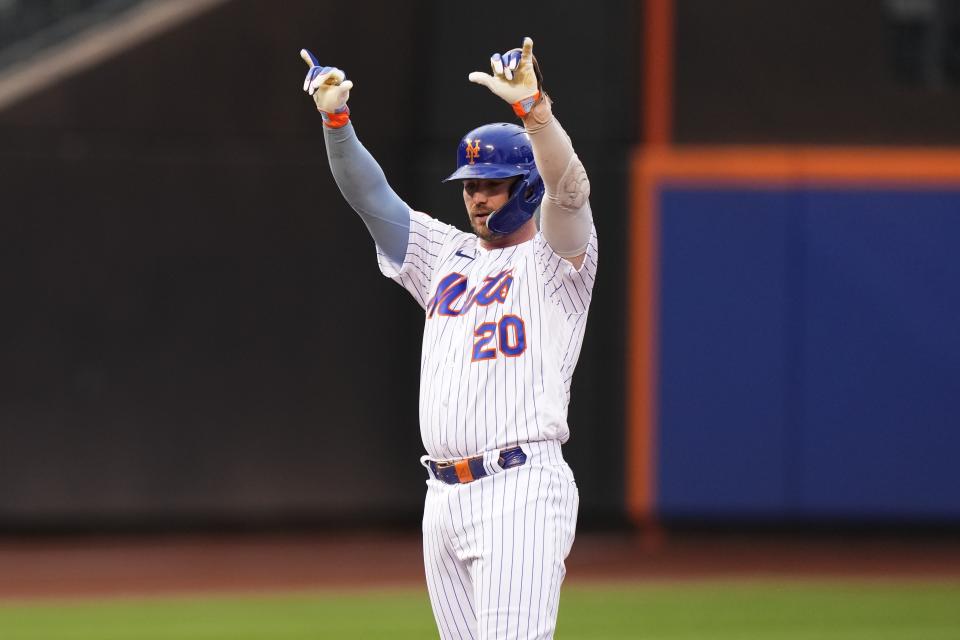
[320,105,351,128]
[511,90,541,117]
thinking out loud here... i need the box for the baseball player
[301,37,597,639]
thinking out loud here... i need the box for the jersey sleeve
[377,210,465,309]
[535,223,599,315]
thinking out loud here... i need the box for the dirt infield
[1,530,959,600]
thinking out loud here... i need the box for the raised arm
[300,49,409,267]
[468,38,593,268]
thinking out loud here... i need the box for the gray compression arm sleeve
[323,123,410,266]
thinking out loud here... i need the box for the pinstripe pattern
[422,442,579,640]
[379,210,596,639]
[378,211,599,460]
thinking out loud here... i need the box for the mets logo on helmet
[465,140,480,164]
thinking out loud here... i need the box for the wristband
[511,91,541,118]
[321,105,351,128]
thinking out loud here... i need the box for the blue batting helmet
[443,123,545,235]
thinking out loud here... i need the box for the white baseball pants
[421,441,579,640]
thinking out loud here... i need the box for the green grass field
[1,581,958,639]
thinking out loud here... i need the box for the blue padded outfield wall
[656,186,960,521]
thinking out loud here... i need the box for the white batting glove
[300,48,353,128]
[468,37,543,117]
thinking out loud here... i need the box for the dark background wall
[675,0,960,145]
[0,0,636,530]
[2,0,958,532]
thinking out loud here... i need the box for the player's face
[462,178,516,241]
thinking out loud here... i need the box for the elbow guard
[541,155,593,258]
[555,154,590,210]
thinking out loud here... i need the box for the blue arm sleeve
[323,123,410,266]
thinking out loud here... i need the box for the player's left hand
[468,37,544,117]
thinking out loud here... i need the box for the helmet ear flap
[520,165,544,210]
[486,166,544,235]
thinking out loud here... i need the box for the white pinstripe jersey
[378,210,599,461]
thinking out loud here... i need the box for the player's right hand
[300,48,353,120]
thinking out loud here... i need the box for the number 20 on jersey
[472,315,526,361]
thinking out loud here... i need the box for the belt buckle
[498,445,528,469]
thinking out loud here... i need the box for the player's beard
[469,207,496,240]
